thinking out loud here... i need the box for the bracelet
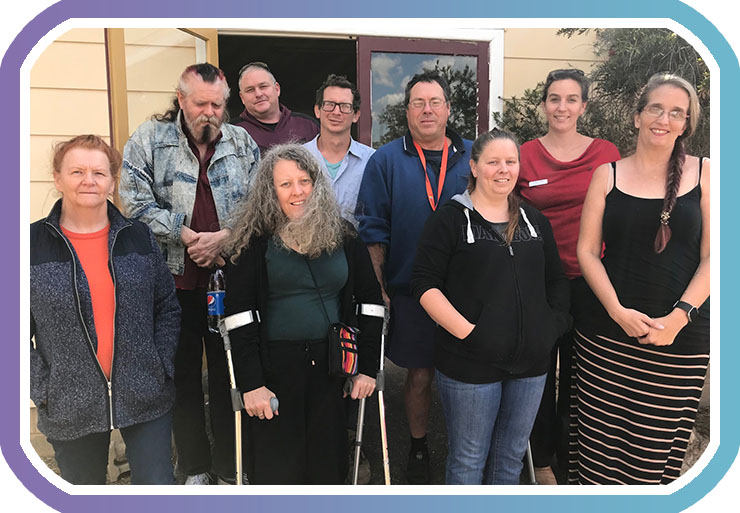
[672,300,697,323]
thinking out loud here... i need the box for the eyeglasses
[321,100,354,114]
[642,105,689,122]
[408,98,447,110]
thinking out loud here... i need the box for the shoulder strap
[609,161,617,192]
[693,157,706,187]
[304,257,331,324]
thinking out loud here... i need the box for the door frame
[357,35,490,146]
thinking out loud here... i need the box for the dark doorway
[219,34,357,129]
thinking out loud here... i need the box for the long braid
[505,192,521,246]
[634,73,699,253]
[654,136,686,253]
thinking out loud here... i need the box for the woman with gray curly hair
[223,143,384,484]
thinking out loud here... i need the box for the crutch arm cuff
[357,303,386,318]
[224,310,261,331]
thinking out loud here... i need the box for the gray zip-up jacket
[120,113,259,275]
[30,200,180,441]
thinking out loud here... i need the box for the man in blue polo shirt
[355,71,472,484]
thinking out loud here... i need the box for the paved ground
[39,359,709,486]
[357,359,710,486]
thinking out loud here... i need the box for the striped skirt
[569,329,709,485]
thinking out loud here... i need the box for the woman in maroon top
[517,69,620,484]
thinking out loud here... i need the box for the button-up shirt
[304,135,375,226]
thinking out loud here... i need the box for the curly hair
[315,74,361,112]
[226,143,349,261]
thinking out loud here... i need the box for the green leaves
[495,28,710,157]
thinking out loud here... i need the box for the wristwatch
[673,300,698,323]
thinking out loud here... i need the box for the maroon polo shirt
[174,123,222,290]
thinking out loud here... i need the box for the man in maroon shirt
[121,63,260,485]
[232,61,318,153]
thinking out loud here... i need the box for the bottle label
[207,291,225,316]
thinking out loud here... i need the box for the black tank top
[583,160,709,353]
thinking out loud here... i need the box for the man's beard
[186,113,223,144]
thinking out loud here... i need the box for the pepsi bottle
[207,269,226,334]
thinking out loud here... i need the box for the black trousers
[529,277,587,471]
[246,339,349,485]
[172,288,246,478]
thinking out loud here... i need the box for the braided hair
[634,73,700,253]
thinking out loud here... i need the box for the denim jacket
[120,113,259,275]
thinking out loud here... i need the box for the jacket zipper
[107,224,127,430]
[507,244,525,364]
[46,221,128,431]
[475,212,525,367]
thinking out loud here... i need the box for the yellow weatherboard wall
[30,29,110,222]
[29,28,199,222]
[503,28,601,100]
[123,28,198,136]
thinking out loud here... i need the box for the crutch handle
[270,396,279,413]
[344,378,354,396]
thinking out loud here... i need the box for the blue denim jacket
[120,113,259,275]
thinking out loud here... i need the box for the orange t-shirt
[62,225,115,379]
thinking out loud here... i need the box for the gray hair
[238,62,277,89]
[226,143,348,261]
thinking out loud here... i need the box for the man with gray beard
[120,63,259,485]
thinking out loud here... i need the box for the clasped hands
[181,226,229,268]
[612,307,688,347]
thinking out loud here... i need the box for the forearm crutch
[220,310,275,486]
[345,379,367,485]
[377,309,391,485]
[357,303,391,485]
[525,441,538,485]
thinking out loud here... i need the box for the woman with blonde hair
[224,143,383,484]
[575,73,709,484]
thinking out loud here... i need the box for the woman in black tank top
[572,73,710,485]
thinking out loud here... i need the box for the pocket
[462,304,518,362]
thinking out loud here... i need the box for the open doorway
[218,34,357,135]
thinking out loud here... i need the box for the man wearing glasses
[305,74,374,225]
[355,71,472,484]
[234,62,318,153]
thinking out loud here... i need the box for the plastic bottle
[207,269,225,334]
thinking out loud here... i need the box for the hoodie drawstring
[519,207,538,238]
[464,208,475,243]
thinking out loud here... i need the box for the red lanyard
[414,140,449,211]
